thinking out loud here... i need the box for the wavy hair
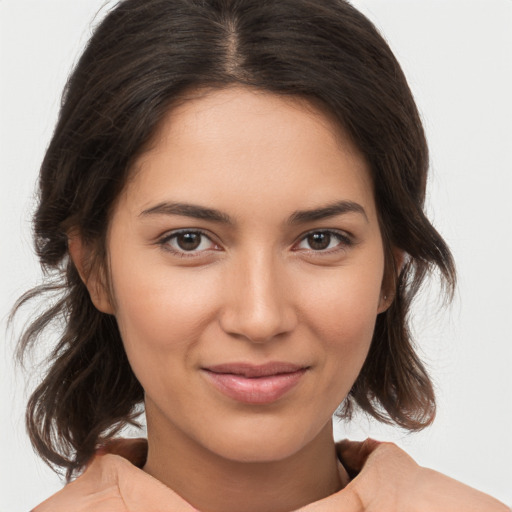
[13,0,455,480]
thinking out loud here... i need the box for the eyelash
[293,230,353,254]
[157,229,353,258]
[158,229,219,258]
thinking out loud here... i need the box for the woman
[8,0,509,510]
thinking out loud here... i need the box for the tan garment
[31,438,357,512]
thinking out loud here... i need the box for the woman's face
[99,86,389,462]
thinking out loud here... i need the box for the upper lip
[203,362,308,378]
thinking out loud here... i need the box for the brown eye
[176,232,202,251]
[162,230,217,254]
[295,230,352,253]
[306,232,332,250]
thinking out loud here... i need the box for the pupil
[308,232,330,250]
[177,233,201,251]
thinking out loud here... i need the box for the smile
[201,363,309,404]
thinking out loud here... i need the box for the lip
[201,362,308,404]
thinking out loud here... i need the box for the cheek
[301,264,383,346]
[109,255,221,356]
[109,263,224,404]
[296,253,384,395]
[315,295,377,382]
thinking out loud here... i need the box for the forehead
[122,85,376,221]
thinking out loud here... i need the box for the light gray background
[1,1,511,510]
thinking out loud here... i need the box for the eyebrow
[140,202,233,223]
[287,200,368,224]
[139,199,368,224]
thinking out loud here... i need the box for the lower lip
[201,369,307,404]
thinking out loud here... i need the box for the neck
[142,406,346,512]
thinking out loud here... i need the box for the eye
[295,230,352,252]
[160,230,218,255]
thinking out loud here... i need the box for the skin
[32,439,510,512]
[74,85,394,512]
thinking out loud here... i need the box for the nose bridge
[220,247,296,343]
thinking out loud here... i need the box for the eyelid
[292,229,354,252]
[158,228,221,257]
[156,227,354,258]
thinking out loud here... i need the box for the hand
[336,438,510,512]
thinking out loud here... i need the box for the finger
[337,438,382,476]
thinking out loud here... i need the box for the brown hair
[13,0,455,480]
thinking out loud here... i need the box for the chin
[197,414,330,464]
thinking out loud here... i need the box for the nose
[219,251,297,343]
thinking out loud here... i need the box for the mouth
[201,362,309,404]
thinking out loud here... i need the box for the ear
[377,248,405,313]
[67,233,115,315]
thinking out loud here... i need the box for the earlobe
[377,292,393,314]
[378,248,405,313]
[67,234,114,315]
